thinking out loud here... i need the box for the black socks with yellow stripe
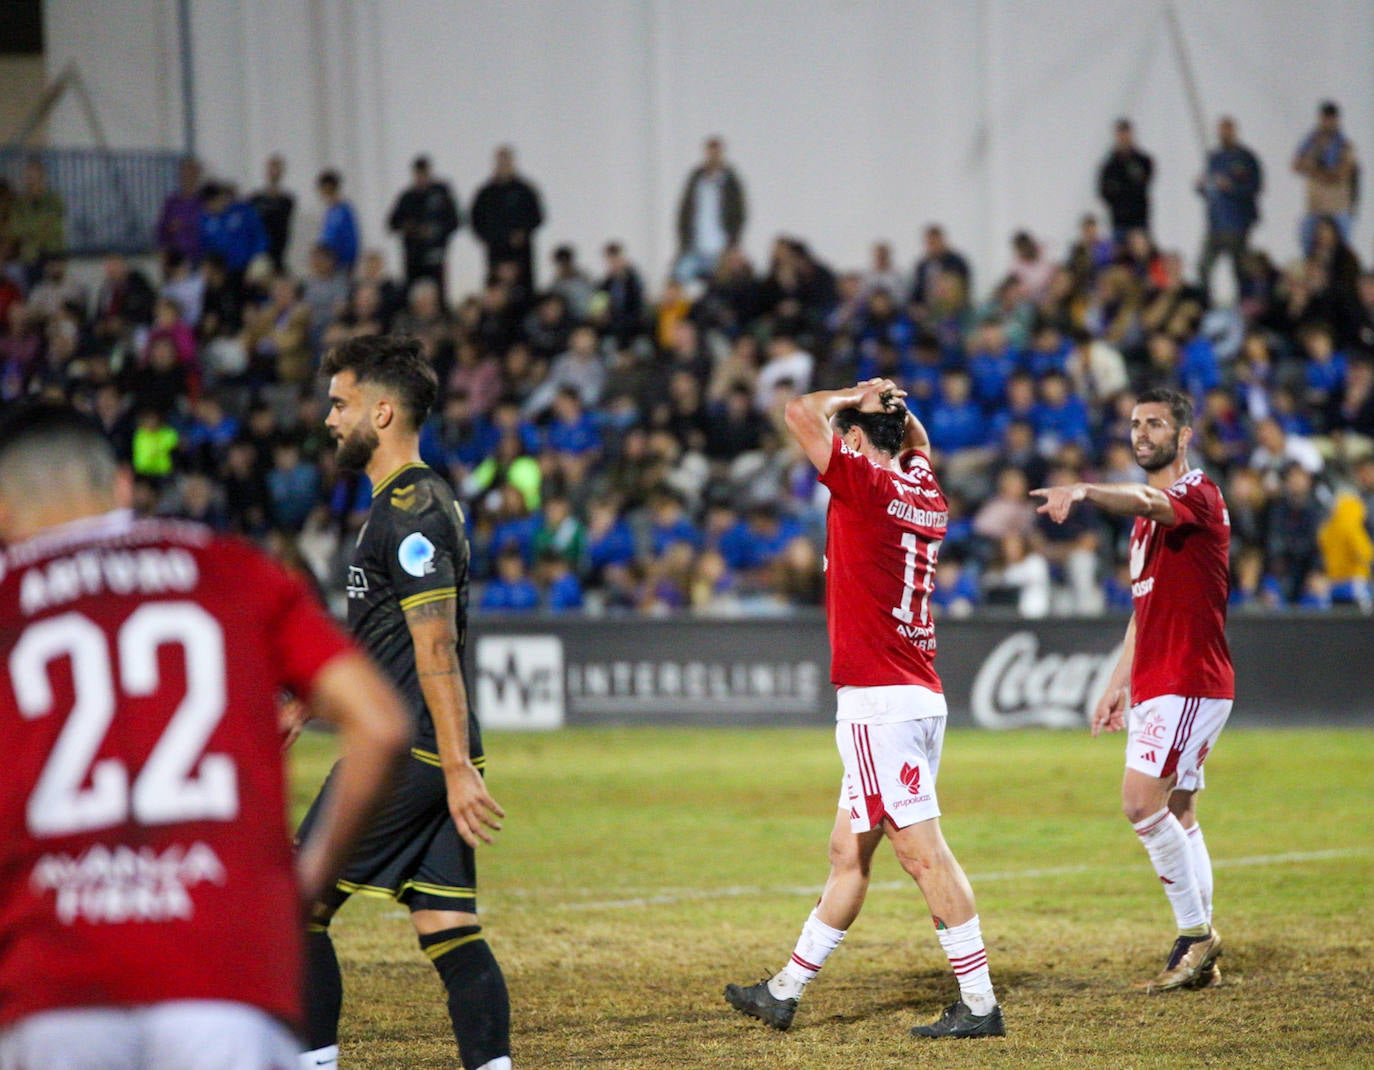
[419,925,511,1070]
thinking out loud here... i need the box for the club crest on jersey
[398,532,437,578]
[1129,524,1154,580]
[391,484,421,512]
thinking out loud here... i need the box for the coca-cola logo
[970,631,1121,730]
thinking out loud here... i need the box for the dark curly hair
[321,334,437,431]
[833,406,907,455]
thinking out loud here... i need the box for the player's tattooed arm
[404,597,454,622]
[404,597,506,846]
[404,597,466,724]
[404,599,460,677]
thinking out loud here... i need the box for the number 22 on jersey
[9,601,238,838]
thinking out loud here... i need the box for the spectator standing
[249,154,295,272]
[674,136,747,282]
[199,183,268,280]
[316,170,359,273]
[388,155,462,305]
[1098,119,1154,241]
[470,146,544,289]
[8,157,65,279]
[1196,117,1263,303]
[156,156,204,267]
[1292,101,1358,252]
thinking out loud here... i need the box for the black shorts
[298,746,484,916]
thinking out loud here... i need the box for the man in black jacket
[250,154,295,272]
[470,146,544,290]
[388,155,462,306]
[1098,119,1155,242]
[675,136,747,282]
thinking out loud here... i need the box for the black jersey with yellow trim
[346,462,479,755]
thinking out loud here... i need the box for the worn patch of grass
[291,726,1374,1069]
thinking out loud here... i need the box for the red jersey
[1128,469,1235,703]
[819,435,947,690]
[0,511,354,1029]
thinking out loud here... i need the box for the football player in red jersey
[1033,387,1232,992]
[725,379,1005,1040]
[0,403,409,1069]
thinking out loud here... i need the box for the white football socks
[1186,822,1214,923]
[937,915,996,1016]
[1133,808,1207,934]
[768,909,846,1000]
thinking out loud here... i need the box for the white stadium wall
[42,1,1374,290]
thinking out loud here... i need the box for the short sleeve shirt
[347,463,478,754]
[0,513,354,1028]
[819,436,947,691]
[1129,469,1235,702]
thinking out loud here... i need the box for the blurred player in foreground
[725,378,1006,1039]
[1033,387,1231,991]
[0,403,409,1069]
[295,335,510,1070]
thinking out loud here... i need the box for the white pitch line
[518,847,1372,912]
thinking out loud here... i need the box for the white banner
[475,635,565,731]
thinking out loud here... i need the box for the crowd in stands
[1,107,1372,617]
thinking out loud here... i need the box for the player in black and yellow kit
[294,335,511,1070]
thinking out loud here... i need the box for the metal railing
[1,146,182,257]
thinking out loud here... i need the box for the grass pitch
[291,726,1374,1069]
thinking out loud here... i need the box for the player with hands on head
[295,334,512,1070]
[1031,386,1234,992]
[0,402,409,1070]
[724,377,1006,1040]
